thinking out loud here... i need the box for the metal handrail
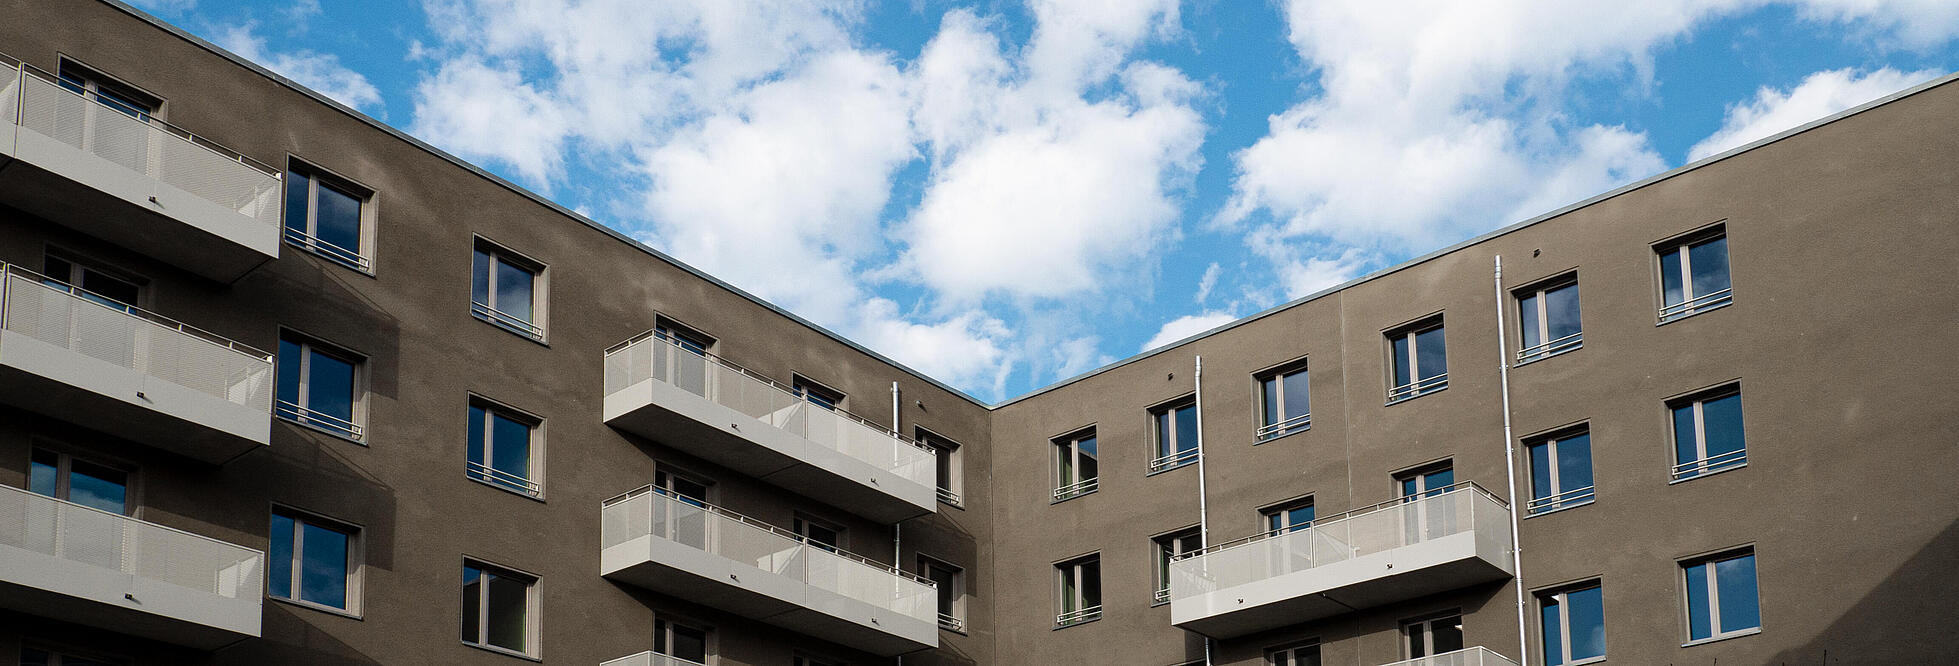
[472,301,544,339]
[1525,485,1595,514]
[601,484,936,586]
[938,613,965,632]
[599,652,710,666]
[0,482,265,556]
[1055,605,1102,627]
[467,460,542,496]
[11,64,281,177]
[1177,482,1507,560]
[1,263,273,362]
[283,227,371,271]
[1388,373,1449,402]
[276,399,364,439]
[1378,646,1520,666]
[1671,448,1746,480]
[1516,331,1583,363]
[1255,412,1311,440]
[605,329,936,454]
[936,487,963,506]
[1149,447,1200,472]
[1053,477,1099,501]
[1153,587,1171,603]
[1659,287,1733,320]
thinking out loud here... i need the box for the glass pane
[1425,468,1454,495]
[300,522,350,608]
[1407,624,1426,657]
[19,647,50,666]
[68,460,127,514]
[1685,562,1712,640]
[315,182,363,253]
[1540,597,1564,666]
[490,412,532,486]
[1547,283,1582,340]
[1519,293,1542,348]
[1415,327,1447,381]
[29,449,58,498]
[494,259,534,321]
[1056,442,1073,485]
[1689,237,1731,298]
[1289,504,1314,530]
[1660,247,1685,306]
[277,339,302,410]
[1529,442,1554,501]
[1702,394,1746,459]
[471,250,490,306]
[671,624,707,662]
[462,566,482,642]
[1433,616,1464,653]
[80,269,139,308]
[1560,434,1594,493]
[1672,404,1699,466]
[1282,370,1310,421]
[1077,437,1097,481]
[270,513,296,599]
[1080,560,1101,606]
[1154,411,1172,457]
[486,574,529,651]
[1392,336,1412,387]
[1715,555,1760,633]
[935,447,953,491]
[306,349,357,424]
[1261,377,1280,427]
[1060,566,1077,612]
[1174,404,1199,455]
[1568,585,1606,660]
[467,406,487,467]
[1400,477,1418,498]
[284,171,311,233]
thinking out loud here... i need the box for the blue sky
[133,0,1957,402]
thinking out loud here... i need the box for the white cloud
[1194,262,1221,304]
[216,25,383,112]
[1142,312,1238,352]
[411,59,570,184]
[1688,67,1939,161]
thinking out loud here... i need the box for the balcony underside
[602,534,936,656]
[0,542,261,650]
[1172,531,1513,640]
[0,329,268,464]
[604,378,933,523]
[0,127,277,283]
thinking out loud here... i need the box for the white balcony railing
[601,652,709,666]
[1053,477,1098,502]
[1658,288,1733,323]
[1148,447,1199,473]
[1378,646,1520,666]
[1388,373,1448,403]
[602,486,936,624]
[1516,331,1583,364]
[0,483,264,603]
[1671,447,1747,481]
[1255,412,1311,442]
[938,612,965,632]
[604,331,936,486]
[1525,485,1595,515]
[936,487,963,506]
[1,264,274,412]
[7,64,283,228]
[1055,605,1102,628]
[1170,484,1510,604]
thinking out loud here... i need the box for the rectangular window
[920,556,967,631]
[1388,319,1448,403]
[1055,554,1102,628]
[794,657,843,666]
[1153,527,1202,603]
[1402,613,1465,658]
[1658,230,1732,323]
[792,375,845,411]
[1527,429,1595,515]
[1670,387,1746,481]
[1398,465,1457,544]
[793,515,844,553]
[918,428,964,506]
[57,60,158,119]
[29,448,129,515]
[1053,429,1099,501]
[270,508,359,614]
[1256,363,1310,441]
[1683,550,1761,643]
[654,318,714,397]
[1267,642,1320,666]
[471,239,545,341]
[283,163,373,271]
[1149,398,1200,473]
[1518,276,1582,363]
[467,400,541,497]
[277,333,365,441]
[21,646,126,666]
[655,617,709,664]
[43,254,142,311]
[1540,582,1606,665]
[461,561,537,657]
[1262,499,1315,535]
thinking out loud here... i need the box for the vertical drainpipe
[1494,256,1530,666]
[891,381,903,666]
[1193,356,1213,666]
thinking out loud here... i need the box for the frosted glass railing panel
[1379,646,1520,666]
[0,484,262,600]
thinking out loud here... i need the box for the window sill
[1681,627,1761,648]
[1668,461,1747,485]
[1523,499,1595,519]
[276,415,368,446]
[1656,300,1733,326]
[1254,425,1310,445]
[463,641,542,662]
[466,474,547,503]
[1385,385,1447,406]
[270,595,362,620]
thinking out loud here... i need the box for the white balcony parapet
[601,652,709,666]
[0,264,273,462]
[601,486,938,656]
[0,483,263,649]
[604,331,937,522]
[1170,483,1514,639]
[1378,646,1521,666]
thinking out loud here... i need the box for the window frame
[460,558,541,659]
[1667,384,1746,483]
[1386,316,1448,404]
[791,374,847,411]
[1151,526,1202,605]
[466,396,545,499]
[1515,272,1583,364]
[1254,358,1311,443]
[792,513,847,553]
[1147,395,1200,474]
[1054,553,1103,628]
[42,250,148,312]
[917,427,964,507]
[1655,224,1734,324]
[20,643,131,666]
[654,614,714,664]
[1259,497,1316,536]
[1052,427,1100,502]
[1399,611,1466,659]
[56,57,162,119]
[268,504,364,617]
[276,329,369,444]
[1265,640,1321,666]
[1537,580,1607,666]
[470,236,548,343]
[282,158,377,273]
[1679,548,1763,646]
[1524,425,1595,516]
[27,442,137,517]
[919,554,968,632]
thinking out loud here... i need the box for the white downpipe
[1494,256,1530,666]
[891,380,903,666]
[1193,356,1213,666]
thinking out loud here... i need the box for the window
[1149,398,1199,473]
[43,254,141,311]
[461,561,537,658]
[20,646,124,666]
[1526,429,1595,515]
[1540,582,1606,665]
[29,448,128,515]
[1658,229,1732,323]
[471,239,545,341]
[1399,465,1455,499]
[1262,499,1315,535]
[283,163,373,271]
[794,657,843,666]
[270,508,360,614]
[654,318,714,397]
[1053,429,1099,501]
[918,428,963,506]
[1683,550,1761,643]
[1517,276,1582,363]
[655,617,709,664]
[792,375,845,411]
[1388,319,1447,402]
[1398,465,1457,543]
[793,515,844,553]
[57,61,158,119]
[653,468,710,547]
[1670,387,1746,481]
[1267,642,1320,666]
[1402,613,1464,659]
[1153,527,1202,603]
[467,400,541,497]
[1055,554,1102,628]
[1256,363,1310,441]
[920,556,967,631]
[277,333,365,441]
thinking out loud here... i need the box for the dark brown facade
[0,2,1953,666]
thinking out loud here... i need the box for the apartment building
[0,2,1953,666]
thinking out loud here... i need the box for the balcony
[602,653,707,666]
[0,60,282,283]
[600,486,938,656]
[603,331,936,523]
[0,484,263,649]
[1170,484,1514,639]
[0,264,273,463]
[1380,647,1520,666]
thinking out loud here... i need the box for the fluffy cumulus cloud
[1142,312,1237,352]
[216,25,382,111]
[1688,67,1940,160]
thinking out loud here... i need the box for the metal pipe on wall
[1193,356,1213,666]
[891,380,903,666]
[1494,256,1531,666]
